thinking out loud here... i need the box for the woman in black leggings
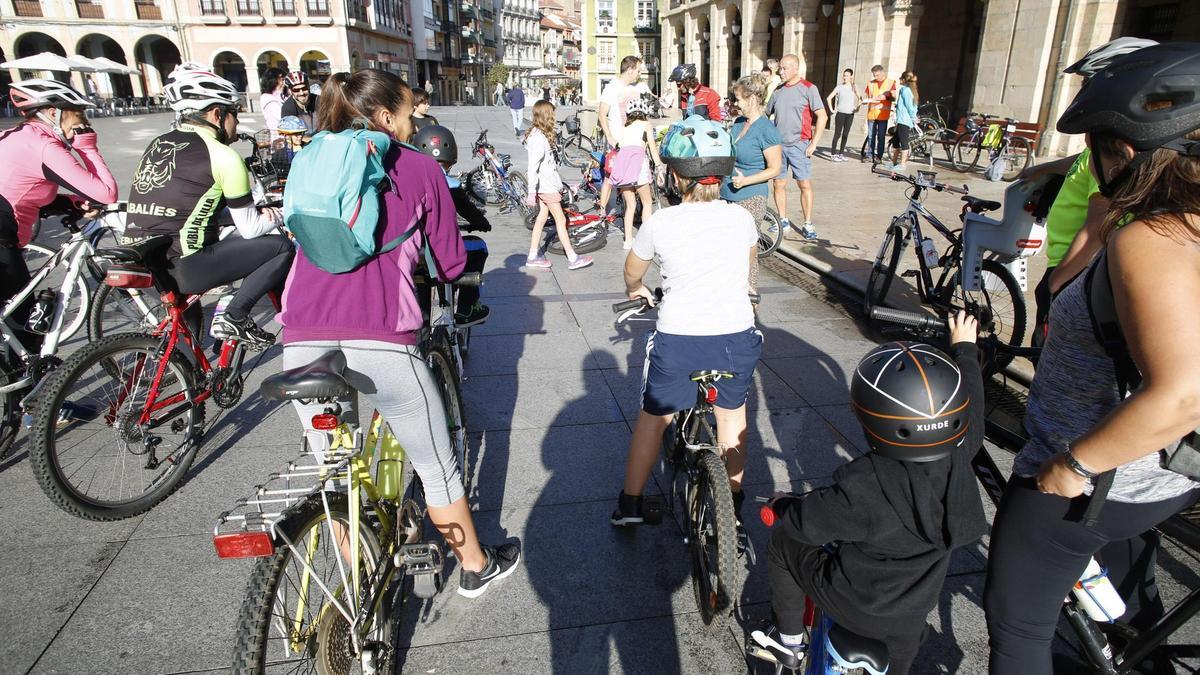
[824,68,860,162]
[984,43,1200,674]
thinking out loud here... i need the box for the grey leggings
[283,340,464,507]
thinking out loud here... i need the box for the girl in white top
[609,98,663,249]
[524,100,593,271]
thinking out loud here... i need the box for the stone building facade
[581,0,661,101]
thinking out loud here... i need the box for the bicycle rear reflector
[214,531,275,559]
[311,413,339,430]
[103,265,154,288]
[704,385,719,405]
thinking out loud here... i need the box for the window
[1135,2,1180,41]
[638,39,655,64]
[597,0,614,34]
[635,0,654,26]
[235,0,258,14]
[346,0,366,20]
[271,0,293,15]
[305,0,327,15]
[200,0,225,13]
[597,39,615,71]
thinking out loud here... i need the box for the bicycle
[27,234,264,520]
[462,130,533,220]
[216,272,480,674]
[526,181,613,256]
[951,114,1032,180]
[863,167,1027,370]
[613,291,742,627]
[556,111,595,169]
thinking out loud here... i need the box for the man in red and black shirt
[668,63,724,122]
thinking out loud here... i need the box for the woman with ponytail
[280,69,521,599]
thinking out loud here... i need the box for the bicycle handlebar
[613,288,757,313]
[869,306,947,334]
[871,166,968,195]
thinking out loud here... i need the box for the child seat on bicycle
[757,316,987,674]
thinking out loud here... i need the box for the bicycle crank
[211,367,245,409]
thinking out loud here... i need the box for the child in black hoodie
[752,312,989,674]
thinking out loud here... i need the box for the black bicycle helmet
[1057,42,1200,152]
[668,64,697,83]
[1063,36,1158,77]
[412,124,458,164]
[850,342,970,463]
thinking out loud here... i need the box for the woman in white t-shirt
[258,67,287,137]
[825,68,861,162]
[608,98,663,249]
[611,124,762,533]
[524,100,593,271]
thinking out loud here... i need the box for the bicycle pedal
[398,542,444,599]
[642,495,665,525]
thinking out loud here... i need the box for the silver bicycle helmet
[9,79,92,112]
[625,97,653,118]
[163,63,239,113]
[1064,36,1158,77]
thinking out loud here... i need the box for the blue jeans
[865,119,889,161]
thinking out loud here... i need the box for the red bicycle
[525,181,615,255]
[27,235,270,520]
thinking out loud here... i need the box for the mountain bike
[613,293,741,628]
[556,112,595,169]
[863,167,1026,370]
[951,114,1032,180]
[870,306,1200,675]
[27,235,261,520]
[462,130,533,220]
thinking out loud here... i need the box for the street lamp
[769,5,782,28]
[821,1,835,17]
[702,30,710,41]
[730,23,741,37]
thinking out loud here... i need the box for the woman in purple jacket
[277,69,520,598]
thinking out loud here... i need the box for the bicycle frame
[891,193,964,305]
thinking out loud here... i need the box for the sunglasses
[291,88,309,94]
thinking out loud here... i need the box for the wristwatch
[1064,449,1099,480]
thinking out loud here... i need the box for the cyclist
[667,63,724,122]
[722,74,783,232]
[1019,37,1157,347]
[279,69,519,598]
[753,313,987,675]
[610,121,761,531]
[0,79,118,344]
[279,70,318,132]
[124,64,293,349]
[984,42,1200,674]
[412,123,491,326]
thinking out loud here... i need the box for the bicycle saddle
[690,370,735,383]
[962,195,1001,213]
[826,624,889,675]
[93,235,173,264]
[259,351,352,401]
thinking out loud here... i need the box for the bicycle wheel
[426,343,468,494]
[0,353,22,460]
[561,135,594,169]
[546,223,608,255]
[467,167,503,205]
[230,493,391,675]
[507,171,535,220]
[952,132,983,172]
[953,259,1027,370]
[86,282,166,342]
[27,333,205,520]
[690,450,739,626]
[864,220,906,311]
[1000,136,1033,181]
[756,208,785,258]
[23,243,89,342]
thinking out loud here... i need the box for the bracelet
[1064,449,1099,480]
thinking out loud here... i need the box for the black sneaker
[458,542,521,598]
[610,491,646,526]
[455,303,491,327]
[749,624,805,670]
[211,313,275,351]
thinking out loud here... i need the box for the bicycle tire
[28,332,204,520]
[23,243,89,342]
[756,208,785,258]
[561,135,594,168]
[467,167,503,206]
[1000,136,1033,182]
[507,171,535,220]
[864,221,906,311]
[426,343,468,494]
[86,282,166,342]
[952,131,982,172]
[691,450,739,627]
[230,493,390,675]
[0,353,22,460]
[951,259,1027,371]
[546,224,608,255]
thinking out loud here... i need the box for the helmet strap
[182,109,228,144]
[1092,147,1151,199]
[35,108,70,145]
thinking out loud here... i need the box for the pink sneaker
[567,255,594,270]
[526,256,552,269]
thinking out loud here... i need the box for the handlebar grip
[869,306,944,331]
[946,184,969,195]
[454,272,483,287]
[871,166,897,178]
[613,298,647,312]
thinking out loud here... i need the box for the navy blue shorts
[642,327,763,416]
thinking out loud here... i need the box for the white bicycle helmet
[1064,36,1158,77]
[284,69,309,88]
[9,79,92,112]
[625,97,653,118]
[163,64,239,113]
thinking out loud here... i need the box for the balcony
[135,0,162,19]
[76,0,104,18]
[634,20,657,33]
[13,0,41,16]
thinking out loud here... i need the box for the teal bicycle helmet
[659,117,735,180]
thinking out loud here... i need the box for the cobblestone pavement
[0,106,1195,674]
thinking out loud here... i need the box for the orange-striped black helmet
[850,342,969,462]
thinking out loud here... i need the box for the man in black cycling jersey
[124,62,293,349]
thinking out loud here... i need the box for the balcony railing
[135,1,162,19]
[235,0,259,14]
[271,0,294,15]
[76,0,104,17]
[305,0,328,15]
[13,0,41,16]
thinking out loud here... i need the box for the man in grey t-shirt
[767,54,826,240]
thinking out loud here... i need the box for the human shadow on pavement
[524,350,690,674]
